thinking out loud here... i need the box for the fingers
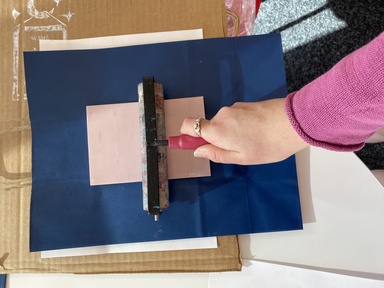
[231,102,249,108]
[180,117,210,138]
[194,144,242,164]
[180,117,241,163]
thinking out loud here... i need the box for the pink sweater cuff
[286,92,365,151]
[285,32,384,152]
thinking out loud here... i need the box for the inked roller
[138,76,209,221]
[138,77,168,221]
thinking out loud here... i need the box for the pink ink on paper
[86,96,210,186]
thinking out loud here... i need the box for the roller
[138,76,208,221]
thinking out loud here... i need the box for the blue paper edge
[0,274,6,288]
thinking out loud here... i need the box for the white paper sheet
[38,30,216,258]
[7,273,210,288]
[240,147,384,275]
[39,29,203,50]
[209,260,384,288]
[41,237,217,258]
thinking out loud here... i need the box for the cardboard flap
[0,0,239,274]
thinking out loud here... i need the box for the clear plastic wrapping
[225,0,261,37]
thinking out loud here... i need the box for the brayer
[138,76,208,221]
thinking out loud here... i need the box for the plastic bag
[225,0,261,37]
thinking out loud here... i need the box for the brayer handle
[168,134,209,150]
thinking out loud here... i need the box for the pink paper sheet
[86,96,210,186]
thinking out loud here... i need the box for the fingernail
[194,149,205,158]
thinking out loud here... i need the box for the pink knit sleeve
[285,32,384,151]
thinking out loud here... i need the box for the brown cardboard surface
[0,0,241,274]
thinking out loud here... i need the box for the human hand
[180,98,309,165]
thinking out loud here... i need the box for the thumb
[194,144,241,164]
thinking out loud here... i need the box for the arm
[286,32,384,151]
[180,32,384,165]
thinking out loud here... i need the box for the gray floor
[253,0,384,169]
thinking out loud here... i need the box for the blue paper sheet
[24,33,302,252]
[0,275,6,288]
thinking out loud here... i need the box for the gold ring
[194,118,203,137]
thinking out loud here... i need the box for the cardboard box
[0,0,241,274]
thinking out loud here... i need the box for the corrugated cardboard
[0,0,241,274]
